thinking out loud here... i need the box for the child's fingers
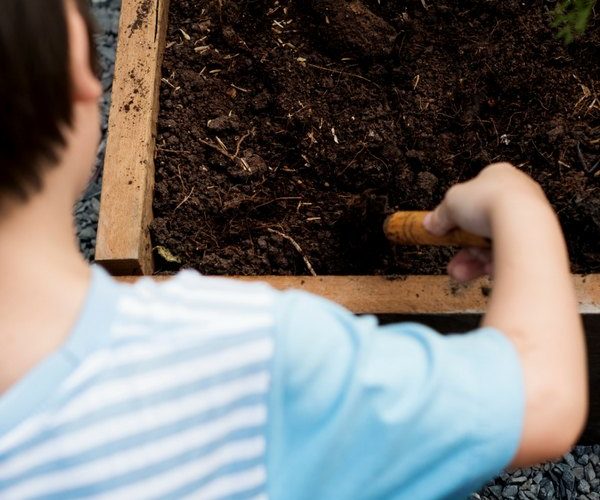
[448,255,486,282]
[467,246,494,277]
[447,248,491,282]
[423,202,456,236]
[466,246,492,263]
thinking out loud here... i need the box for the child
[0,0,587,498]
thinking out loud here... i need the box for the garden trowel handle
[384,211,491,248]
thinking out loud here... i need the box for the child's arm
[424,162,588,467]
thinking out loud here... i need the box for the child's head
[0,0,101,211]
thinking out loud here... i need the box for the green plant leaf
[552,0,596,43]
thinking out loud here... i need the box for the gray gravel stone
[476,447,600,500]
[580,479,592,494]
[488,484,503,499]
[586,463,596,482]
[502,484,519,498]
[580,454,591,465]
[539,478,556,498]
[509,475,527,484]
[567,453,578,467]
[563,468,577,489]
[76,0,121,261]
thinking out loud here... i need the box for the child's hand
[423,162,548,282]
[425,162,586,468]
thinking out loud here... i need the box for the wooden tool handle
[384,211,491,248]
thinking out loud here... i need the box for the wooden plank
[117,274,600,315]
[95,0,169,275]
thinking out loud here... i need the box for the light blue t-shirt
[0,267,523,499]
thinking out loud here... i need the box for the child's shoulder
[123,268,279,307]
[105,268,285,346]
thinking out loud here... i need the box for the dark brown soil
[152,0,599,276]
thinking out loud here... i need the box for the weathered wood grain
[96,0,169,275]
[117,274,599,315]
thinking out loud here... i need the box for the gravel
[80,2,598,499]
[474,447,600,499]
[75,0,121,261]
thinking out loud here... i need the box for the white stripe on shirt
[0,372,269,480]
[6,437,266,500]
[3,407,267,498]
[116,295,274,330]
[52,337,273,426]
[90,439,266,500]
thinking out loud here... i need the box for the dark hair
[0,0,97,200]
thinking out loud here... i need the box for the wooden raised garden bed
[96,0,600,438]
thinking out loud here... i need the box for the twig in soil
[303,62,380,89]
[367,151,389,171]
[176,165,185,191]
[412,74,420,90]
[231,84,251,93]
[558,160,572,170]
[574,84,600,114]
[252,196,302,211]
[239,158,251,171]
[531,140,553,166]
[338,144,367,176]
[178,29,191,41]
[296,201,312,212]
[175,187,195,211]
[234,129,254,157]
[267,228,317,276]
[199,138,233,158]
[199,129,255,172]
[161,77,180,91]
[215,137,229,153]
[331,127,340,144]
[577,142,590,171]
[576,142,599,175]
[288,104,309,118]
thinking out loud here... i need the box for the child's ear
[66,0,101,103]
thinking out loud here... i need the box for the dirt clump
[308,0,397,59]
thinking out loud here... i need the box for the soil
[152,0,599,276]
